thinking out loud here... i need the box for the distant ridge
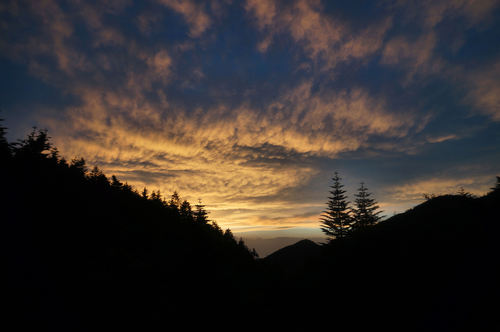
[263,239,322,274]
[240,236,325,257]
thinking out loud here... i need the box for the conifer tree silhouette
[320,171,352,240]
[0,117,11,159]
[351,182,382,231]
[169,191,181,211]
[194,199,209,223]
[492,177,500,191]
[141,187,149,199]
[180,200,193,220]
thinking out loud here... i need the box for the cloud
[464,60,500,121]
[379,0,499,78]
[14,0,83,75]
[388,175,493,203]
[245,0,276,30]
[158,0,211,37]
[399,0,500,29]
[426,134,458,144]
[245,0,392,70]
[379,0,500,119]
[381,32,442,81]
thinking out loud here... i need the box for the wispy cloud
[157,0,212,37]
[381,32,441,82]
[389,176,493,203]
[245,0,392,70]
[464,60,500,121]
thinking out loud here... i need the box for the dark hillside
[265,239,321,262]
[263,239,321,275]
[268,187,500,330]
[1,128,259,329]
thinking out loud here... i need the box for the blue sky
[1,0,500,243]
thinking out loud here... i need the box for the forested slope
[1,127,258,329]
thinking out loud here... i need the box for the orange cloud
[381,32,441,81]
[411,0,499,28]
[388,176,493,203]
[426,134,458,144]
[245,0,276,30]
[464,60,500,121]
[158,0,211,37]
[245,0,392,69]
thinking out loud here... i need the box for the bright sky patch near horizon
[1,0,500,239]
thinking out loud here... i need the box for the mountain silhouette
[264,239,321,275]
[237,236,325,257]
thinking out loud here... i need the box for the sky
[1,0,500,248]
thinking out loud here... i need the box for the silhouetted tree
[211,221,223,235]
[13,127,51,159]
[351,182,382,231]
[141,187,149,199]
[238,237,246,248]
[169,191,181,211]
[320,171,352,240]
[151,190,163,202]
[0,117,10,160]
[88,166,109,187]
[122,182,133,192]
[223,229,235,242]
[111,175,123,189]
[488,176,500,199]
[425,193,438,200]
[70,157,87,176]
[194,199,209,223]
[492,177,500,192]
[457,186,475,198]
[180,200,193,220]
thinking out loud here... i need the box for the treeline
[1,123,260,328]
[1,124,255,253]
[5,125,224,233]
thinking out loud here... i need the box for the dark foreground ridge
[2,125,499,330]
[265,239,321,261]
[1,127,259,329]
[263,239,321,275]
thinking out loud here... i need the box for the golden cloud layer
[47,78,416,227]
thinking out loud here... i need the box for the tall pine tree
[194,199,209,223]
[0,117,10,160]
[180,200,193,221]
[320,172,352,241]
[351,182,382,231]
